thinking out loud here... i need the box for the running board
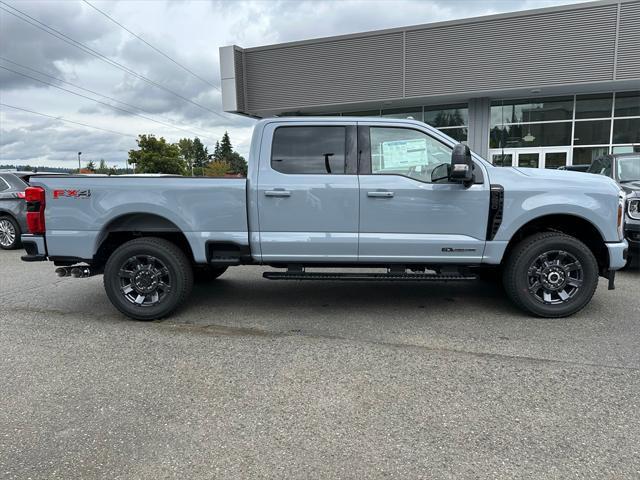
[263,271,477,281]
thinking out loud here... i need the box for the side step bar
[263,271,477,281]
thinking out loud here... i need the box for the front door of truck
[257,121,359,263]
[357,124,489,263]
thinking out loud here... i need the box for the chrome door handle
[367,191,394,198]
[264,189,291,197]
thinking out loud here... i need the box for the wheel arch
[93,212,195,267]
[502,213,609,273]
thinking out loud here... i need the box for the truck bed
[31,176,249,263]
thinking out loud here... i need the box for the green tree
[96,159,108,174]
[212,131,247,176]
[192,137,209,175]
[204,160,230,177]
[178,138,195,175]
[212,141,221,161]
[128,134,186,175]
[219,131,233,158]
[226,151,248,176]
[86,160,96,172]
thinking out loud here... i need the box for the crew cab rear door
[256,121,359,262]
[357,123,489,263]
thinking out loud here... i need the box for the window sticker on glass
[380,138,428,170]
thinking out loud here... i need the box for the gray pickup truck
[21,118,628,320]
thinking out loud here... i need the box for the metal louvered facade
[404,4,618,96]
[220,0,639,160]
[616,1,640,80]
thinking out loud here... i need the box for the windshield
[616,156,640,182]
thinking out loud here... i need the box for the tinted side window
[271,126,346,174]
[369,127,452,183]
[0,177,9,192]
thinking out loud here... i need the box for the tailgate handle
[264,189,291,197]
[367,191,394,198]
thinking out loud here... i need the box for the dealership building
[220,0,639,169]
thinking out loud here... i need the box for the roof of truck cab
[257,116,434,127]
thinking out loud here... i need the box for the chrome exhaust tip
[55,267,70,277]
[70,267,91,278]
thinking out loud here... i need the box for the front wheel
[103,237,193,321]
[503,232,599,318]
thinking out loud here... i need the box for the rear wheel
[103,237,193,321]
[503,232,599,318]
[0,216,20,250]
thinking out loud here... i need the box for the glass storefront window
[518,153,539,168]
[612,145,640,154]
[545,152,567,169]
[492,153,512,167]
[572,147,609,166]
[575,93,613,119]
[573,120,611,145]
[343,110,381,117]
[490,122,572,148]
[381,107,423,121]
[424,105,468,127]
[439,127,467,142]
[615,91,640,117]
[490,97,573,125]
[612,118,640,144]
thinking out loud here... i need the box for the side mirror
[430,163,451,183]
[450,143,474,187]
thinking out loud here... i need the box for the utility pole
[77,151,82,171]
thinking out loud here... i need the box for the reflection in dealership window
[573,147,609,166]
[370,127,452,183]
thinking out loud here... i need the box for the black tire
[194,265,228,283]
[0,215,21,250]
[503,232,599,318]
[621,253,639,271]
[103,237,193,321]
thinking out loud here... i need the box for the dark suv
[0,172,29,250]
[587,153,640,266]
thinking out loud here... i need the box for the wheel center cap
[541,266,566,290]
[133,269,158,293]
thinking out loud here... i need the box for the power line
[0,57,217,141]
[82,0,220,91]
[0,1,229,120]
[1,65,219,142]
[0,102,137,138]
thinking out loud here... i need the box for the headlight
[628,198,640,221]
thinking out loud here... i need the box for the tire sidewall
[509,236,599,317]
[0,216,20,250]
[104,240,191,320]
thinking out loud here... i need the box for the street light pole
[77,151,82,171]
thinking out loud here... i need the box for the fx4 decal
[52,189,92,199]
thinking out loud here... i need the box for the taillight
[17,191,26,199]
[25,186,46,234]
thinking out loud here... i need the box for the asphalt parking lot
[1,249,639,479]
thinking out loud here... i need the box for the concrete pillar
[467,98,491,159]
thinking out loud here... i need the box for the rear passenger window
[271,126,346,174]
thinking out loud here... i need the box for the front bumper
[606,240,629,270]
[21,234,47,262]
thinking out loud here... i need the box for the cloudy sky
[0,0,589,169]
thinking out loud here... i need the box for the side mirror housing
[450,143,474,187]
